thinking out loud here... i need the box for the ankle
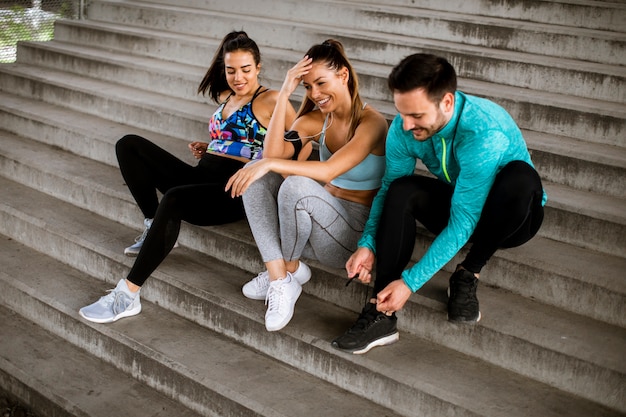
[125,279,141,293]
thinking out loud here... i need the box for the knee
[492,161,542,201]
[386,176,427,207]
[278,176,316,204]
[243,171,282,203]
[115,134,144,155]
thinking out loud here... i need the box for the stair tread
[0,304,202,417]
[0,152,624,383]
[0,103,624,311]
[0,179,621,416]
[0,240,401,417]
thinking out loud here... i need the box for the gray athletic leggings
[242,171,371,269]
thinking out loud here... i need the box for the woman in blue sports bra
[79,31,296,324]
[226,40,388,332]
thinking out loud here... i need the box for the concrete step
[348,0,626,32]
[13,40,626,198]
[138,0,626,66]
[0,177,623,415]
[0,241,400,417]
[0,109,623,327]
[0,130,625,402]
[1,96,623,260]
[35,23,626,117]
[49,18,626,147]
[0,304,203,417]
[0,63,209,143]
[84,1,626,103]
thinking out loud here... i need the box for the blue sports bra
[206,86,268,160]
[318,109,386,191]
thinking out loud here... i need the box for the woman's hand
[189,141,208,159]
[280,56,313,97]
[225,159,273,197]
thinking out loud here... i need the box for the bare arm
[263,57,313,159]
[225,108,387,197]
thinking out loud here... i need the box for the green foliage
[0,5,56,63]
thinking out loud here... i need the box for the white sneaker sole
[350,332,400,355]
[79,304,142,324]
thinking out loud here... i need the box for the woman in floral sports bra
[226,40,388,332]
[79,31,296,324]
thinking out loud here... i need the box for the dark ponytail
[197,31,262,103]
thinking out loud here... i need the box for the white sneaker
[242,261,311,300]
[264,273,302,331]
[124,218,178,257]
[79,279,141,323]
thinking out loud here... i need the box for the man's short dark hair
[388,53,457,103]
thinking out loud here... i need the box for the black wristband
[284,130,302,160]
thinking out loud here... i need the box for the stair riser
[0,363,75,417]
[0,108,119,166]
[146,0,625,32]
[411,234,626,328]
[531,150,626,199]
[0,73,207,142]
[396,299,625,411]
[54,22,210,67]
[17,43,210,105]
[89,0,626,65]
[48,25,626,146]
[0,209,472,417]
[25,35,626,108]
[541,208,626,259]
[4,65,623,197]
[0,205,622,412]
[0,278,262,417]
[2,139,619,259]
[86,2,626,100]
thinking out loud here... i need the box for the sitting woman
[79,31,296,323]
[226,39,388,331]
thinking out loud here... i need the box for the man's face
[393,88,454,141]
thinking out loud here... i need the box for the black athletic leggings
[116,134,245,287]
[373,160,544,295]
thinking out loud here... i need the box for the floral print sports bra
[206,86,268,160]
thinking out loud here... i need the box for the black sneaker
[331,302,399,354]
[447,268,481,323]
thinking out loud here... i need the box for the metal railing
[0,0,83,63]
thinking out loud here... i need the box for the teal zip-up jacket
[358,91,547,292]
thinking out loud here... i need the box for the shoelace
[265,282,286,313]
[134,226,150,244]
[348,304,382,333]
[253,271,269,292]
[100,289,132,314]
[450,278,477,302]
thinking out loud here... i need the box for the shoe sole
[448,311,482,324]
[265,286,302,332]
[333,331,400,355]
[79,304,142,324]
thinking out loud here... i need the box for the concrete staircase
[0,0,624,415]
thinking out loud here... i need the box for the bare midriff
[324,183,378,207]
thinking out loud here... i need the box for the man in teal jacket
[332,53,547,354]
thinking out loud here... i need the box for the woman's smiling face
[302,61,348,113]
[224,50,261,96]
